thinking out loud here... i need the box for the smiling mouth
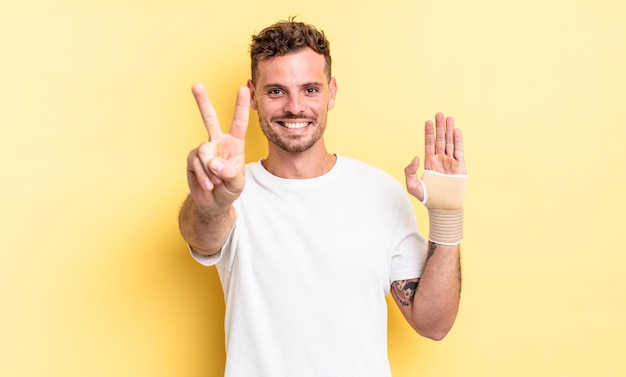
[278,121,310,129]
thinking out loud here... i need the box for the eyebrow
[261,81,324,91]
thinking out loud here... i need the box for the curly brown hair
[250,18,332,85]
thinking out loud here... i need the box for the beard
[259,114,326,153]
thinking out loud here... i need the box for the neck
[262,144,336,179]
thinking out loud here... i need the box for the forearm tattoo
[391,243,462,307]
[391,279,420,307]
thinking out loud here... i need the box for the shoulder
[336,155,403,189]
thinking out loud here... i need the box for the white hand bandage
[419,170,468,245]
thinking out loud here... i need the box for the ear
[327,77,338,110]
[247,79,258,111]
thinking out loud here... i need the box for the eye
[304,87,319,95]
[267,88,284,97]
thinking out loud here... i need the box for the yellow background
[2,0,625,376]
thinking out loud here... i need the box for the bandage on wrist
[420,170,467,245]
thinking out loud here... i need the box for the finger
[435,112,446,154]
[424,119,435,159]
[188,151,213,191]
[229,86,250,140]
[195,141,223,184]
[445,116,455,156]
[192,83,223,141]
[453,128,465,163]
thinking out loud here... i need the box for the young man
[179,19,467,377]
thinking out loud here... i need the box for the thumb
[209,157,245,192]
[209,157,237,179]
[404,157,424,201]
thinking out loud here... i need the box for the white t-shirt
[192,156,428,377]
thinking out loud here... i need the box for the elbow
[418,327,451,341]
[411,315,455,341]
[414,326,452,342]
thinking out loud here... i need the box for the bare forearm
[412,242,461,340]
[178,195,235,255]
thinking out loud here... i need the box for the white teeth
[284,122,308,129]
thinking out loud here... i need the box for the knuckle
[196,142,214,160]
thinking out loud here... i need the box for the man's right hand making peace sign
[180,84,250,256]
[186,83,250,210]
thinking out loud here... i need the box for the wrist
[427,208,463,245]
[193,198,233,221]
[421,170,467,245]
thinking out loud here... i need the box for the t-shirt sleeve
[389,190,428,283]
[188,244,223,266]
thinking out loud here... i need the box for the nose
[283,93,304,115]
